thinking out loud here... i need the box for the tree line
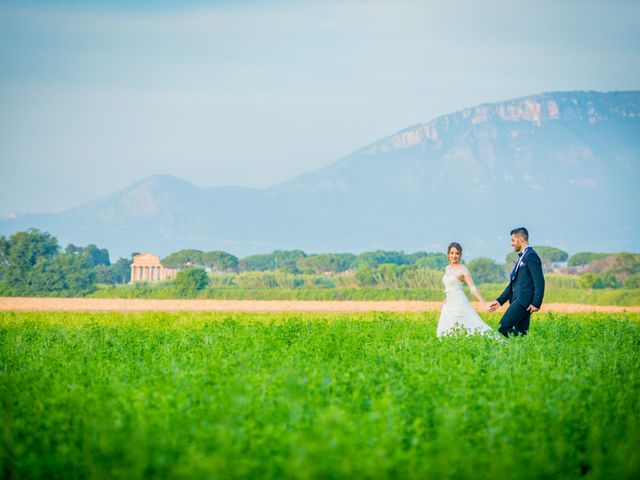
[1,229,639,296]
[0,229,130,296]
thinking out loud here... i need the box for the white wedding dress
[437,265,495,337]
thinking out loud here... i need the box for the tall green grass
[1,312,639,479]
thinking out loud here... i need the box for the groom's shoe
[498,324,514,338]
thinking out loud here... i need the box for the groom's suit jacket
[497,247,545,309]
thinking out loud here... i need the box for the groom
[488,227,545,337]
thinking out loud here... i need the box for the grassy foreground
[1,312,639,479]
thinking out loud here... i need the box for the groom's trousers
[498,301,531,337]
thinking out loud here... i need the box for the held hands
[486,300,500,312]
[485,302,539,313]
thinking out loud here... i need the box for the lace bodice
[442,265,468,294]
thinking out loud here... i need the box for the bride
[437,242,496,337]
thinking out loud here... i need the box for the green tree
[66,243,110,267]
[535,246,569,264]
[356,265,377,286]
[585,252,640,285]
[110,257,132,284]
[468,257,506,284]
[0,230,107,295]
[623,272,640,288]
[406,251,429,263]
[240,253,273,271]
[94,265,114,284]
[2,229,59,287]
[272,250,307,272]
[578,273,598,290]
[414,253,448,271]
[594,273,620,289]
[567,252,610,267]
[0,235,8,280]
[578,272,619,289]
[202,251,238,272]
[297,253,357,273]
[535,246,569,271]
[162,249,205,268]
[377,264,400,285]
[22,253,96,296]
[173,268,210,296]
[240,250,307,272]
[357,250,410,268]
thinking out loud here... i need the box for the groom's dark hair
[510,227,529,241]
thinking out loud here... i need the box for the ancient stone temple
[130,253,178,283]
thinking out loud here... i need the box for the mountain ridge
[2,90,639,260]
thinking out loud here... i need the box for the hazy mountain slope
[2,91,638,259]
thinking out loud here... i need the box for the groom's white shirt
[513,245,531,276]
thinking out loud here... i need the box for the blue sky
[1,0,639,215]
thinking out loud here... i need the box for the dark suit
[497,247,545,337]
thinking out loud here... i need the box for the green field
[1,312,639,479]
[89,283,640,306]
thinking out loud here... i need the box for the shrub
[173,268,210,296]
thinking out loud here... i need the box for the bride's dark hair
[447,242,463,255]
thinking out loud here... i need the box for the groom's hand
[527,305,539,313]
[488,301,500,312]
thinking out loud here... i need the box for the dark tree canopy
[240,250,307,272]
[161,249,206,268]
[202,251,238,272]
[162,249,238,272]
[110,257,132,284]
[66,243,110,267]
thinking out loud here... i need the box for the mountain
[2,91,639,260]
